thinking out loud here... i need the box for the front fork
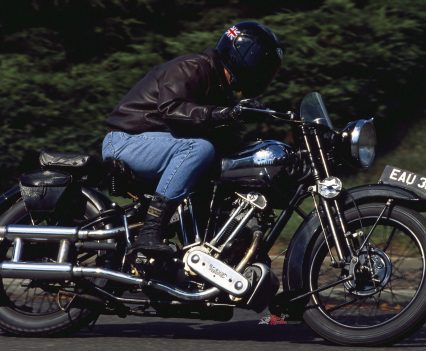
[302,125,355,266]
[315,191,394,267]
[309,187,353,266]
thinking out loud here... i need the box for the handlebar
[240,107,303,125]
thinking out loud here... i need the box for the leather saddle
[39,150,154,196]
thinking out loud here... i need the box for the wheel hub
[344,248,392,297]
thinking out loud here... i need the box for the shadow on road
[78,320,329,344]
[73,318,426,347]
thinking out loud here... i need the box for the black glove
[238,98,265,109]
[211,99,265,125]
[211,104,243,125]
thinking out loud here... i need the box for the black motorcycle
[1,92,426,346]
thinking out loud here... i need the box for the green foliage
[0,0,425,188]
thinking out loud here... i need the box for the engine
[209,192,267,250]
[183,192,274,299]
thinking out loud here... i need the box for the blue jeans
[102,131,215,200]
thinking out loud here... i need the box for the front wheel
[303,203,426,346]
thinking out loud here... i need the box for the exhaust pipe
[0,261,221,301]
[0,224,129,241]
[0,261,143,285]
[148,281,220,301]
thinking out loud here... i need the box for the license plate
[379,165,426,199]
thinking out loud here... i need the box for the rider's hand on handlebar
[211,104,243,124]
[238,98,265,110]
[211,99,264,125]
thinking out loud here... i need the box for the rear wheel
[0,200,104,336]
[303,203,426,346]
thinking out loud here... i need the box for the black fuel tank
[220,140,298,188]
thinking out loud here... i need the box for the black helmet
[216,21,283,97]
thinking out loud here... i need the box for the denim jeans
[102,131,215,200]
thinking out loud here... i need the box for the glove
[211,104,243,125]
[238,99,265,109]
[211,99,265,125]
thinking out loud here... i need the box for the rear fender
[282,183,426,293]
[81,187,113,213]
[0,185,21,215]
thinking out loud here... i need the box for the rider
[102,21,283,262]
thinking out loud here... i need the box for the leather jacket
[105,49,235,137]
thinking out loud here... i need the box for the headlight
[341,118,376,169]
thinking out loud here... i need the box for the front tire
[303,203,426,346]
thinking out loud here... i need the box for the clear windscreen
[300,92,333,129]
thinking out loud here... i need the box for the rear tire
[0,200,102,336]
[303,203,426,346]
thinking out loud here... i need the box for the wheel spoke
[383,226,397,252]
[326,297,359,313]
[312,211,425,329]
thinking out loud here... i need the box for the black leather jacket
[106,49,234,137]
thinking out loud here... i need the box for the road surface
[0,310,425,351]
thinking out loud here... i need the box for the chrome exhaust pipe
[0,224,129,241]
[148,281,220,301]
[0,261,143,285]
[73,266,144,285]
[0,261,221,301]
[1,262,75,280]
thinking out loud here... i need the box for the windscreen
[300,92,333,129]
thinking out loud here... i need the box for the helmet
[216,21,283,97]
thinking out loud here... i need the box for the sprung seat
[39,150,101,183]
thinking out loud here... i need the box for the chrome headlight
[341,118,376,169]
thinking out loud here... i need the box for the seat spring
[110,174,119,196]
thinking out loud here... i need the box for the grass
[344,117,426,188]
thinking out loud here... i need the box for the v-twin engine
[181,192,269,296]
[0,192,271,302]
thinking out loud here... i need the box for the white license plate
[379,165,426,199]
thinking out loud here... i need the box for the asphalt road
[0,310,425,351]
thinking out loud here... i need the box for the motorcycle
[0,92,426,346]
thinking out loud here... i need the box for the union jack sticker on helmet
[226,26,240,40]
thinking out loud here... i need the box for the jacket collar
[204,48,234,103]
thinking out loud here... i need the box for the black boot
[128,193,176,257]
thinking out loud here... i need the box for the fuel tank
[220,140,300,188]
